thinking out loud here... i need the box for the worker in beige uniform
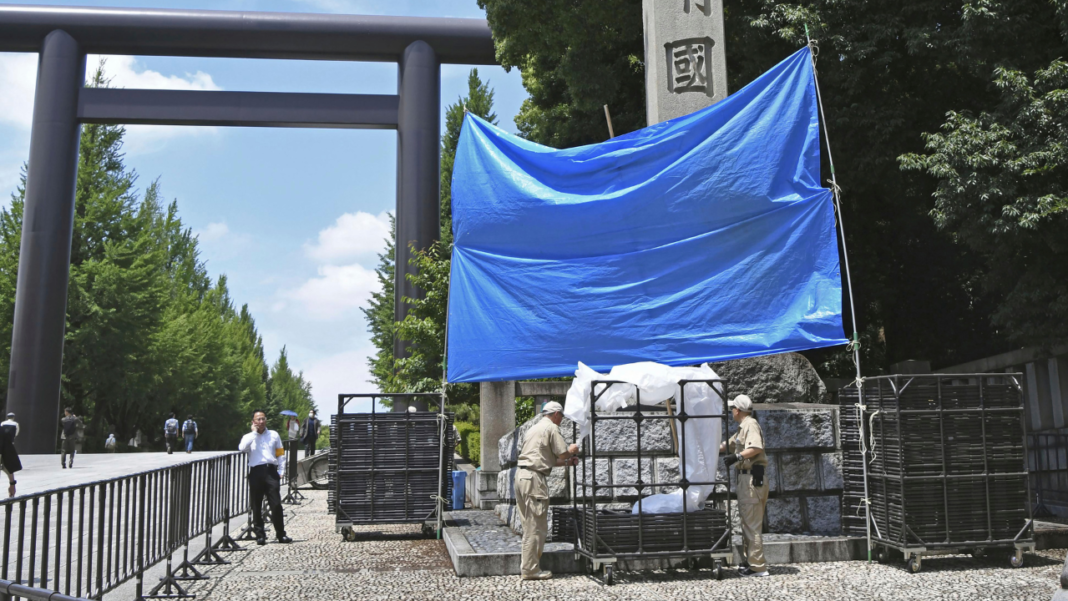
[720,394,770,577]
[515,401,579,581]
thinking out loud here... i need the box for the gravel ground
[182,490,1064,601]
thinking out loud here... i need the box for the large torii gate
[0,5,497,452]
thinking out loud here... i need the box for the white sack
[562,361,724,513]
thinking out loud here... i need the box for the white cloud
[285,263,380,321]
[0,54,38,130]
[304,211,391,263]
[87,55,219,92]
[198,222,230,242]
[195,221,253,265]
[0,53,223,156]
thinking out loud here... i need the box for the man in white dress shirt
[238,410,292,545]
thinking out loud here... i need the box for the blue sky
[0,0,529,414]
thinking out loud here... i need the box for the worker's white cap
[729,394,754,412]
[541,401,564,415]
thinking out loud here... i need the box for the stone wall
[495,403,845,538]
[721,404,843,535]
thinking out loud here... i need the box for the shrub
[455,421,481,467]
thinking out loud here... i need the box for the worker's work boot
[521,571,552,580]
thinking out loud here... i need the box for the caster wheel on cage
[341,526,357,542]
[1010,552,1024,568]
[876,547,890,564]
[604,565,614,586]
[907,557,922,574]
[713,560,724,581]
[971,548,986,559]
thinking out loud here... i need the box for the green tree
[363,215,397,392]
[478,0,644,148]
[901,58,1068,345]
[265,346,316,432]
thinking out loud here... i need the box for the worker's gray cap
[541,401,564,415]
[5,413,12,418]
[728,394,753,412]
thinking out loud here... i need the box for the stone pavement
[179,489,1065,601]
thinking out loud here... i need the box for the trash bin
[451,470,467,510]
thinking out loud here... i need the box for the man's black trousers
[304,440,316,457]
[248,464,286,538]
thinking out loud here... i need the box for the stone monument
[643,0,729,125]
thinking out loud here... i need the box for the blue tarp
[446,47,847,383]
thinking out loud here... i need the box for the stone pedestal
[474,381,516,509]
[642,0,728,125]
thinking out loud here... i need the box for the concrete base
[468,470,499,510]
[1036,520,1068,550]
[750,536,868,564]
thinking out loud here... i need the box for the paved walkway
[182,489,1064,601]
[14,452,235,497]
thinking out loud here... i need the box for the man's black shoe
[256,537,266,546]
[276,536,293,544]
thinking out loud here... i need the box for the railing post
[134,475,146,601]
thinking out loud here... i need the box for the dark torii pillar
[393,40,440,412]
[7,29,85,453]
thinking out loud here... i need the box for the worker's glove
[722,453,742,468]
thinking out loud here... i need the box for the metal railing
[0,452,249,600]
[0,577,88,601]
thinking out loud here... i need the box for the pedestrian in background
[60,408,82,469]
[105,433,117,452]
[285,414,300,441]
[238,409,291,545]
[0,413,20,498]
[514,401,579,581]
[301,410,321,458]
[0,413,18,439]
[182,415,198,454]
[164,412,179,454]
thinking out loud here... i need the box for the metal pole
[6,29,84,452]
[393,40,440,412]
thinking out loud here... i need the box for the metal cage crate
[840,373,1035,572]
[563,378,733,584]
[329,393,454,539]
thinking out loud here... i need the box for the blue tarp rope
[805,25,871,562]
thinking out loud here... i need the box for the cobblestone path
[184,490,1063,601]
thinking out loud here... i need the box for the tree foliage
[901,57,1068,345]
[478,0,645,147]
[0,65,306,450]
[264,346,316,432]
[362,215,397,392]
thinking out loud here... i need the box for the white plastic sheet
[563,362,724,513]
